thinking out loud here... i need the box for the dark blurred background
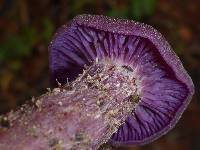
[0,0,199,149]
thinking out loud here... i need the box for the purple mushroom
[49,14,194,146]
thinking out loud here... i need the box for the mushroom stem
[0,61,138,150]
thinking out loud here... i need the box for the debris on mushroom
[0,60,136,150]
[50,14,194,146]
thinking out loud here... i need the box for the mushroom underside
[50,24,189,145]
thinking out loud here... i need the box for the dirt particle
[122,65,133,72]
[35,100,42,108]
[75,132,84,142]
[0,116,10,128]
[27,125,38,138]
[48,138,59,147]
[52,88,61,94]
[58,101,63,106]
[46,88,51,93]
[31,97,35,103]
[131,95,140,103]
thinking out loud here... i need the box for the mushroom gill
[49,14,194,146]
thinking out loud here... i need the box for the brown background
[0,0,200,149]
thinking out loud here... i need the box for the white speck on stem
[58,101,63,106]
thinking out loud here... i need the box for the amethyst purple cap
[49,14,194,146]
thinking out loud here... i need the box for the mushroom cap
[49,14,194,146]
